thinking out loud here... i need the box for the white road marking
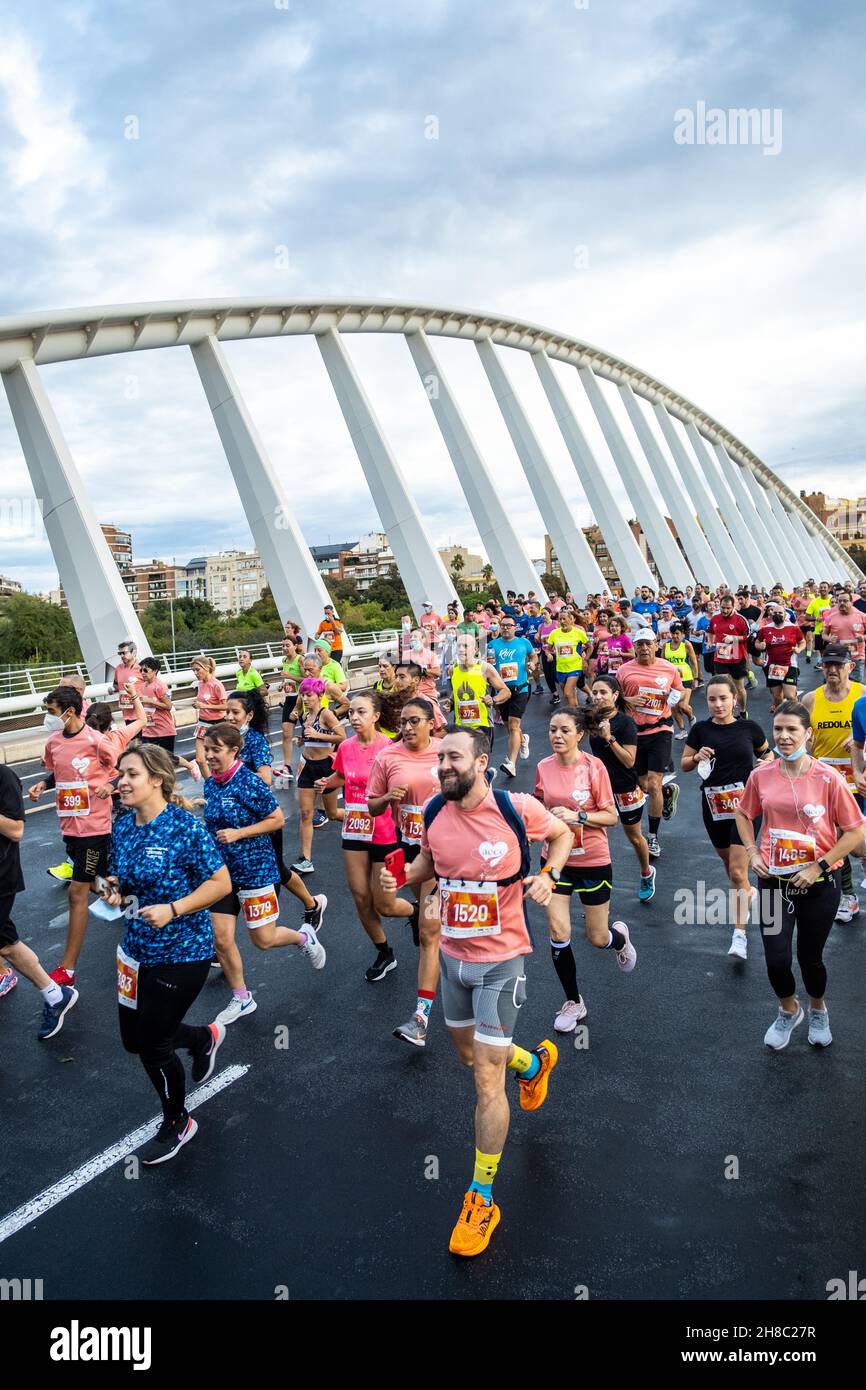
[0,1063,249,1246]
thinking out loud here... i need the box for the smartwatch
[817,857,830,874]
[577,810,588,825]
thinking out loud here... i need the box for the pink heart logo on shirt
[71,756,91,775]
[572,789,590,804]
[478,840,508,866]
[803,803,825,820]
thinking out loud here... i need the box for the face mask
[409,640,422,651]
[773,614,783,625]
[697,758,714,780]
[773,743,807,761]
[43,713,65,733]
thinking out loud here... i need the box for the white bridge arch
[0,298,857,679]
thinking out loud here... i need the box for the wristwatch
[577,809,588,825]
[817,857,830,874]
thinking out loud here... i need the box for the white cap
[634,628,657,643]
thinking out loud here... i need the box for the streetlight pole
[169,558,177,666]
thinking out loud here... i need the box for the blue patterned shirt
[203,763,279,889]
[113,802,224,966]
[239,727,272,773]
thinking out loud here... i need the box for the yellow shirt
[806,597,832,633]
[451,664,490,727]
[812,681,862,785]
[548,626,589,674]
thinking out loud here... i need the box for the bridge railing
[0,631,398,723]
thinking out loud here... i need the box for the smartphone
[384,847,407,888]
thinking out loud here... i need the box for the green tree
[540,570,565,598]
[0,593,81,666]
[450,552,465,589]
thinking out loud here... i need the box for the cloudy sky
[1,0,864,594]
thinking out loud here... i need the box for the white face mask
[43,713,65,733]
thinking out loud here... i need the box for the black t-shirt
[686,718,767,789]
[588,712,639,792]
[742,604,762,622]
[0,765,25,896]
[854,598,866,618]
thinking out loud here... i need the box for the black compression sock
[550,940,579,1000]
[649,816,661,835]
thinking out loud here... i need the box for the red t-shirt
[708,613,750,664]
[758,622,802,670]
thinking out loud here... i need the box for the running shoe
[448,1190,501,1257]
[728,929,748,961]
[520,734,530,760]
[191,1021,226,1084]
[661,768,677,785]
[37,985,79,1040]
[311,810,329,829]
[49,966,76,988]
[638,867,656,902]
[500,758,517,778]
[834,897,853,923]
[274,765,294,782]
[303,894,328,932]
[674,728,688,740]
[298,924,326,969]
[365,946,396,982]
[807,1007,832,1047]
[393,1012,428,1047]
[837,893,859,921]
[661,782,679,820]
[292,858,315,875]
[141,1114,198,1166]
[0,971,19,999]
[746,670,758,688]
[215,994,258,1026]
[647,834,661,859]
[805,654,811,664]
[764,1004,804,1050]
[47,860,73,882]
[550,694,561,706]
[553,997,587,1033]
[533,684,544,695]
[210,958,222,969]
[518,1039,558,1111]
[613,922,637,972]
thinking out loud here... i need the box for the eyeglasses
[398,715,427,726]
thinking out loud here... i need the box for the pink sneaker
[554,997,587,1033]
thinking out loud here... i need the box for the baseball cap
[634,628,657,643]
[821,643,852,665]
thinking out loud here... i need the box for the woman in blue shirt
[106,744,231,1166]
[203,723,326,1029]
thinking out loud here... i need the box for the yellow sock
[472,1149,501,1187]
[506,1044,534,1074]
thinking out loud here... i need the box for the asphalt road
[1,667,865,1302]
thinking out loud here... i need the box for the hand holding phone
[383,847,407,889]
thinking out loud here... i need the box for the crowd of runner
[1,575,865,1252]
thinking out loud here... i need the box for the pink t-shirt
[332,734,397,845]
[422,791,555,962]
[44,723,139,837]
[617,658,685,733]
[196,677,228,721]
[738,759,864,872]
[367,743,441,847]
[534,753,614,868]
[115,661,142,722]
[139,677,175,739]
[822,608,866,661]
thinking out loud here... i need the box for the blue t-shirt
[203,764,279,889]
[522,614,543,644]
[852,693,866,746]
[696,614,713,650]
[113,802,224,966]
[239,727,272,773]
[488,636,535,690]
[632,600,661,629]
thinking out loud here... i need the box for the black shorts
[342,839,399,863]
[617,801,645,826]
[401,841,422,863]
[542,860,612,903]
[634,730,672,776]
[281,696,298,722]
[501,688,530,721]
[703,651,715,675]
[63,835,110,884]
[210,881,279,923]
[814,633,826,652]
[702,799,743,850]
[714,660,748,680]
[0,893,19,948]
[142,734,176,754]
[765,664,797,687]
[297,756,334,788]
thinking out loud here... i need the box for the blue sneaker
[38,985,79,1040]
[638,867,656,903]
[807,1007,832,1047]
[311,810,329,829]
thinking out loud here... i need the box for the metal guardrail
[0,630,398,721]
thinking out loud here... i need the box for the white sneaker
[763,1004,804,1050]
[840,892,859,920]
[215,993,258,1026]
[674,728,688,740]
[554,996,587,1033]
[298,924,326,969]
[520,734,530,760]
[835,896,854,923]
[807,1007,832,1047]
[500,758,517,778]
[728,929,748,960]
[613,921,636,972]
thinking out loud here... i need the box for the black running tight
[757,872,840,1001]
[118,960,211,1121]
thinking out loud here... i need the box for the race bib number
[606,651,623,672]
[704,782,745,821]
[499,662,519,683]
[400,804,424,843]
[768,663,789,680]
[343,804,375,841]
[768,828,817,875]
[439,878,501,938]
[457,700,481,723]
[238,885,279,927]
[57,781,90,818]
[638,685,666,714]
[716,639,736,661]
[119,690,134,712]
[820,756,857,788]
[614,786,645,812]
[556,643,574,659]
[117,945,139,1010]
[570,823,584,855]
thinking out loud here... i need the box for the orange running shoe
[448,1190,501,1257]
[517,1039,558,1112]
